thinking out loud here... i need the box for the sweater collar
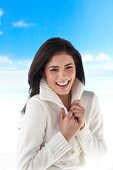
[39,77,84,107]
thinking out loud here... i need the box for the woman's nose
[58,69,67,79]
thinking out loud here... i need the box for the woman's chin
[55,87,71,96]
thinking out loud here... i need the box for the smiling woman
[44,53,76,108]
[17,37,106,170]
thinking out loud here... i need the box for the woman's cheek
[67,69,76,76]
[47,72,58,81]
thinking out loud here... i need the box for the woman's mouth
[55,80,70,88]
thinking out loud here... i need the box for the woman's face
[44,53,76,97]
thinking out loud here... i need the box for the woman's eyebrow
[65,63,74,66]
[48,66,59,69]
[48,63,74,69]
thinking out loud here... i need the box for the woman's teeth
[56,80,69,86]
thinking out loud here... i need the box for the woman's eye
[66,66,73,69]
[49,69,58,72]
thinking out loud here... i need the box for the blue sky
[0,0,113,64]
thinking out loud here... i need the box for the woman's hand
[70,100,85,130]
[59,108,80,142]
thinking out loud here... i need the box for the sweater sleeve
[77,93,107,158]
[17,97,71,170]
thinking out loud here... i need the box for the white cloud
[0,70,27,76]
[82,54,94,62]
[17,60,31,67]
[12,20,36,28]
[0,56,13,64]
[0,30,3,35]
[83,52,113,77]
[95,52,111,62]
[82,52,112,63]
[0,8,4,16]
[0,58,31,71]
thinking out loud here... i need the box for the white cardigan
[17,78,106,170]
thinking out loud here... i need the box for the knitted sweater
[17,78,106,170]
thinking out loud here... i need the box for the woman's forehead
[47,53,74,65]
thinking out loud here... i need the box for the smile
[56,80,70,87]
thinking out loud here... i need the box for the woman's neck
[59,93,71,111]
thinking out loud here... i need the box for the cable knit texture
[17,78,106,170]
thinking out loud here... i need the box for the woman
[17,37,106,170]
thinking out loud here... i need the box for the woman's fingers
[70,106,85,114]
[70,100,85,129]
[60,108,66,120]
[71,100,82,106]
[72,112,83,118]
[70,107,84,113]
[59,109,81,141]
[71,101,84,109]
[71,101,85,113]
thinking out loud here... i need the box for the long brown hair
[22,37,85,114]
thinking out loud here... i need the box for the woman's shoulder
[26,94,46,109]
[24,94,48,119]
[81,90,99,111]
[82,90,98,102]
[28,94,46,102]
[83,90,95,97]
